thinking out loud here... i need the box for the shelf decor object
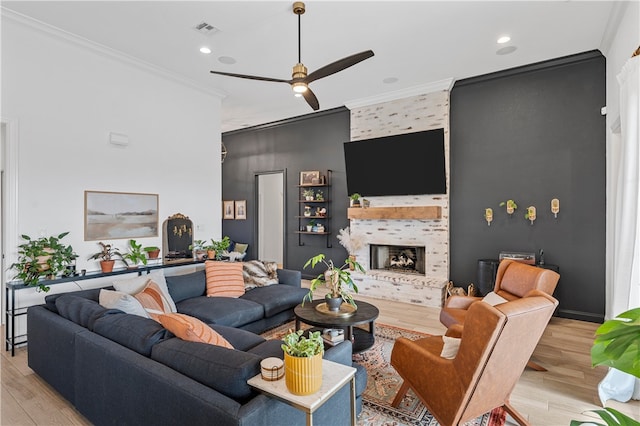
[551,198,560,218]
[484,208,493,226]
[526,206,537,225]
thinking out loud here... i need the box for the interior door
[256,171,285,267]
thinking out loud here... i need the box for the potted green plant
[143,246,161,260]
[189,239,208,261]
[122,239,148,268]
[315,190,324,201]
[10,232,78,292]
[281,329,324,395]
[206,236,231,260]
[569,307,640,425]
[302,189,315,200]
[88,242,124,273]
[303,254,365,311]
[349,193,361,207]
[499,199,518,215]
[306,219,316,232]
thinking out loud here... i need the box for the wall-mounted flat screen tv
[343,128,446,197]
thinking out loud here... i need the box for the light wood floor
[2,293,639,425]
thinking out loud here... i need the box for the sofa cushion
[55,295,113,330]
[92,312,169,357]
[113,271,177,313]
[209,324,266,352]
[45,287,108,313]
[205,260,245,297]
[134,280,174,318]
[165,270,206,303]
[158,313,233,349]
[151,338,261,402]
[176,296,264,328]
[99,289,150,318]
[246,339,285,359]
[242,260,279,290]
[240,284,309,317]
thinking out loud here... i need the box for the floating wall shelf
[347,206,442,220]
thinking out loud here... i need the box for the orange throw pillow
[157,313,233,349]
[134,280,173,320]
[205,260,245,298]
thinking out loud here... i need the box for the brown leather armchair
[391,291,559,426]
[440,259,560,329]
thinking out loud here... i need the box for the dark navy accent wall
[222,108,351,276]
[449,50,606,322]
[222,51,606,321]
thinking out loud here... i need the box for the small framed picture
[223,200,235,219]
[235,200,247,220]
[300,171,320,186]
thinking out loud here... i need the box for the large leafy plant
[570,308,640,426]
[591,307,640,378]
[10,232,77,292]
[303,254,364,308]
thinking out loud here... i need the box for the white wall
[1,16,223,276]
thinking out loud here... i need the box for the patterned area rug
[261,322,506,426]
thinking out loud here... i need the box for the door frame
[254,169,287,268]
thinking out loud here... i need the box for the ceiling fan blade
[210,70,291,84]
[302,87,320,111]
[305,50,374,84]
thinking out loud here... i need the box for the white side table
[247,359,356,426]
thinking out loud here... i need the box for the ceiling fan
[209,1,374,111]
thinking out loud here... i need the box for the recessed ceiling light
[383,77,399,84]
[497,36,511,44]
[218,56,237,65]
[496,46,517,55]
[199,47,212,54]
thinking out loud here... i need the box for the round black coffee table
[294,299,379,354]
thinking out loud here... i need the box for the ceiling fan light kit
[209,1,374,111]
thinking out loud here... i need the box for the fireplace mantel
[347,206,442,220]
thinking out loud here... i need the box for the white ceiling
[3,1,618,133]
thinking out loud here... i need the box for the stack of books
[322,330,345,346]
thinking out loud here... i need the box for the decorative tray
[315,302,356,317]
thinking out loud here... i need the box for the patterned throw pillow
[113,271,177,313]
[134,280,174,320]
[157,313,233,349]
[99,289,150,319]
[242,260,279,290]
[205,261,245,297]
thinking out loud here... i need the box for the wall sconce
[484,208,493,226]
[526,206,536,225]
[551,198,559,218]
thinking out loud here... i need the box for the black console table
[5,259,204,356]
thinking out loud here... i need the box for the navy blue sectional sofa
[27,268,367,426]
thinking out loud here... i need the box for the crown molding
[344,78,454,110]
[1,7,226,99]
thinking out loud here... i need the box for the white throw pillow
[482,291,508,306]
[99,289,150,319]
[440,336,461,359]
[112,270,177,312]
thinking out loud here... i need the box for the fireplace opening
[370,244,426,275]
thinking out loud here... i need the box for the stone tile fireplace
[346,88,450,308]
[347,202,448,308]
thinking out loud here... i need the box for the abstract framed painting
[84,191,159,240]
